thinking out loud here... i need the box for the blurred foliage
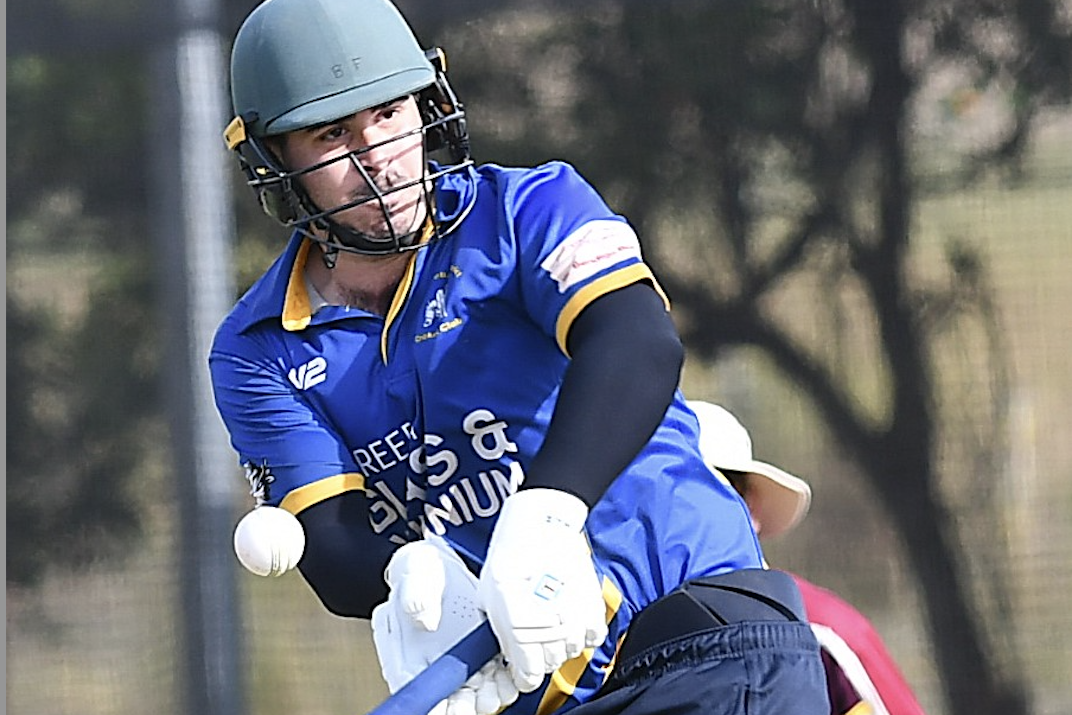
[7,50,149,230]
[7,258,159,587]
[7,30,157,588]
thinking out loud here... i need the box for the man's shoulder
[473,160,586,189]
[439,161,587,223]
[469,161,609,229]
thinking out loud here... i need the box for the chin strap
[321,243,340,270]
[311,217,434,269]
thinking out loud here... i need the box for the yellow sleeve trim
[845,702,874,715]
[282,239,315,332]
[279,472,366,515]
[554,264,671,355]
[535,577,624,715]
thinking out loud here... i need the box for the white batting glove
[370,535,519,715]
[478,482,608,693]
[441,659,520,715]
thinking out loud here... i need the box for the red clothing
[792,573,928,715]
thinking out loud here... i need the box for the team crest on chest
[415,280,464,343]
[423,288,448,328]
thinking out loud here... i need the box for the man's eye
[319,126,347,141]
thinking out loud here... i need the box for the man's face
[723,469,763,535]
[278,96,428,241]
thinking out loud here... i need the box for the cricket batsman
[210,0,830,713]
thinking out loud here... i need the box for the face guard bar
[224,49,474,258]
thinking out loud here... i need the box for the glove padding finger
[445,657,520,715]
[483,662,521,713]
[371,536,485,692]
[372,535,519,715]
[385,537,449,631]
[479,483,609,693]
[443,683,476,715]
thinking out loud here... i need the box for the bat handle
[365,621,500,715]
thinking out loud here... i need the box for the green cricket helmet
[223,0,472,257]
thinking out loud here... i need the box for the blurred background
[7,1,1072,714]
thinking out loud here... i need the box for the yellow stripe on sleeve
[279,472,366,515]
[554,264,671,355]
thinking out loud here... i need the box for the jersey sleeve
[510,162,669,354]
[209,343,364,512]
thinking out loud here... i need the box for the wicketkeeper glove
[371,534,519,715]
[478,482,609,693]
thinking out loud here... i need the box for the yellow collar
[282,239,316,332]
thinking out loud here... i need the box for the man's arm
[526,281,684,505]
[297,492,397,618]
[476,280,681,691]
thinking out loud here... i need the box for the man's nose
[354,127,393,176]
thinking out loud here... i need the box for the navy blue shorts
[570,571,829,715]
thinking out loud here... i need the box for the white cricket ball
[233,506,306,577]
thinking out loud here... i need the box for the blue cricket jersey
[209,161,763,714]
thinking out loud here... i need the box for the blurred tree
[7,295,63,587]
[7,266,158,588]
[7,8,159,589]
[432,1,1071,714]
